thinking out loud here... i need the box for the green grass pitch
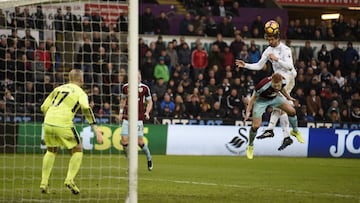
[0,154,359,203]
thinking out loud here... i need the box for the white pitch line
[110,170,360,201]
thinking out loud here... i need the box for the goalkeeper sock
[248,128,257,146]
[139,143,152,161]
[41,151,56,186]
[65,152,83,181]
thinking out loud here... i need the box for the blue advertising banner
[308,129,360,158]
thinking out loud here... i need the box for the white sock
[280,113,290,138]
[266,108,281,130]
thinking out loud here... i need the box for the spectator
[298,40,314,66]
[346,71,359,92]
[328,58,342,75]
[23,29,37,50]
[229,1,240,16]
[248,41,261,63]
[173,94,187,119]
[64,6,79,34]
[94,10,106,32]
[212,0,227,17]
[76,37,93,84]
[237,44,250,63]
[314,108,328,122]
[293,87,306,106]
[208,44,224,70]
[306,88,322,118]
[344,41,359,75]
[334,70,345,88]
[213,33,228,52]
[140,7,156,34]
[152,78,167,100]
[199,99,213,119]
[251,15,264,37]
[318,64,332,85]
[166,41,178,71]
[351,104,360,122]
[230,34,245,57]
[286,20,296,39]
[81,8,92,32]
[185,94,201,119]
[155,11,170,35]
[226,88,243,115]
[191,42,208,81]
[9,7,21,28]
[330,41,345,64]
[317,44,331,65]
[332,14,348,38]
[328,107,341,122]
[222,46,234,71]
[0,9,6,27]
[53,8,64,41]
[116,12,128,32]
[160,93,175,115]
[193,15,207,36]
[179,12,193,35]
[177,42,191,75]
[89,86,102,114]
[217,16,235,37]
[205,17,218,37]
[210,101,226,118]
[34,41,51,71]
[212,86,226,109]
[154,56,170,83]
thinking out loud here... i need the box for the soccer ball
[264,20,280,35]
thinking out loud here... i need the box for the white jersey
[244,42,297,78]
[244,42,296,93]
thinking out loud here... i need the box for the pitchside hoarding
[166,125,308,156]
[15,123,360,158]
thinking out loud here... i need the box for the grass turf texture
[0,155,359,203]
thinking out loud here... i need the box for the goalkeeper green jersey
[41,83,96,127]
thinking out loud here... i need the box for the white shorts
[283,73,296,93]
[121,119,144,137]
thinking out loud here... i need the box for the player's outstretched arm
[235,59,246,68]
[91,124,103,144]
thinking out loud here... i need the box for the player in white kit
[235,20,304,150]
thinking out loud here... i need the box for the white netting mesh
[0,0,129,202]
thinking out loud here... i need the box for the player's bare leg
[138,137,152,171]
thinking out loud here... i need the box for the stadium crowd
[0,2,360,125]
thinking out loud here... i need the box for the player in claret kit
[243,73,301,159]
[40,69,103,194]
[119,71,153,171]
[236,20,304,150]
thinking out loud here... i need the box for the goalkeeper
[39,69,103,194]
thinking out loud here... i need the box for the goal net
[0,0,131,202]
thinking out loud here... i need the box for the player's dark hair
[264,32,280,40]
